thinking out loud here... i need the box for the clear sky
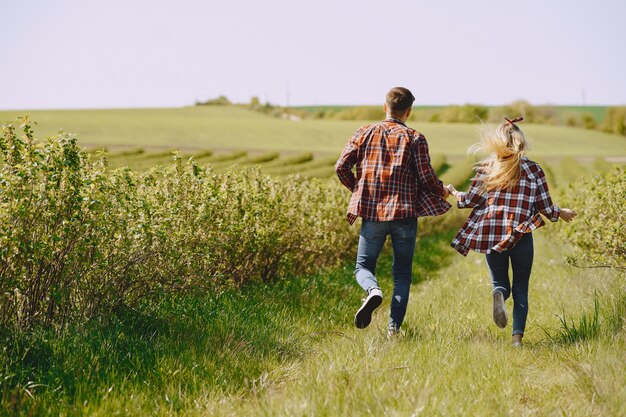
[1,0,625,109]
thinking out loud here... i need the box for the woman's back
[450,157,560,256]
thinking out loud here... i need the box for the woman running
[446,117,577,346]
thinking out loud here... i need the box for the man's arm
[335,129,361,191]
[413,134,446,196]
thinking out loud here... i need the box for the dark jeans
[355,218,418,330]
[485,233,534,335]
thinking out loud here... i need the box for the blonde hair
[469,117,529,192]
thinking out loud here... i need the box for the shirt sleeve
[535,166,560,222]
[335,128,361,191]
[456,175,486,209]
[413,134,444,195]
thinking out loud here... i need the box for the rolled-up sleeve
[535,167,560,222]
[456,176,486,209]
[335,130,360,191]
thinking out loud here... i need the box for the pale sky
[1,0,625,109]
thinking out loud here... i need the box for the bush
[331,106,385,121]
[0,118,358,331]
[436,104,488,123]
[559,165,625,271]
[601,107,626,136]
[196,95,232,106]
[489,100,558,125]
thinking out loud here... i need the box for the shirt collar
[384,117,406,126]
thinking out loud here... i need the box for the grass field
[4,230,622,416]
[1,107,625,160]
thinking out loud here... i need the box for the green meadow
[1,106,624,159]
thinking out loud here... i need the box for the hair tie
[504,116,524,125]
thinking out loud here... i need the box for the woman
[446,117,577,347]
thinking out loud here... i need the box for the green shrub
[601,107,626,135]
[489,100,558,125]
[559,165,625,271]
[0,118,358,330]
[331,106,385,121]
[436,104,488,123]
[196,95,232,106]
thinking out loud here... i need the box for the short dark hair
[386,87,415,115]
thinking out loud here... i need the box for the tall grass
[558,296,601,343]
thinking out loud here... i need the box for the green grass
[2,231,623,416]
[203,232,624,417]
[1,107,624,159]
[558,105,608,123]
[0,262,361,416]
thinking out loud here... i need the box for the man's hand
[560,208,577,222]
[445,184,458,197]
[442,186,450,199]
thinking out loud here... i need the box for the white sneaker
[492,291,508,329]
[355,287,383,329]
[387,326,402,339]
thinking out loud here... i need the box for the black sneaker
[355,288,383,329]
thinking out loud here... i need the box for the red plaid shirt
[451,157,560,256]
[335,118,450,225]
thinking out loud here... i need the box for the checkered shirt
[335,118,450,225]
[451,158,560,256]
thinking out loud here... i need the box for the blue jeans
[485,233,534,335]
[355,218,418,330]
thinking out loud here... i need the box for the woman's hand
[445,184,458,197]
[560,208,577,222]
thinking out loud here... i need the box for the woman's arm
[447,176,486,209]
[535,167,560,222]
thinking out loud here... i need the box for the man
[335,87,450,336]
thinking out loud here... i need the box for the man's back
[335,118,449,224]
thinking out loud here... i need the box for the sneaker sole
[354,294,383,329]
[493,291,508,329]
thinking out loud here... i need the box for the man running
[335,87,450,336]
